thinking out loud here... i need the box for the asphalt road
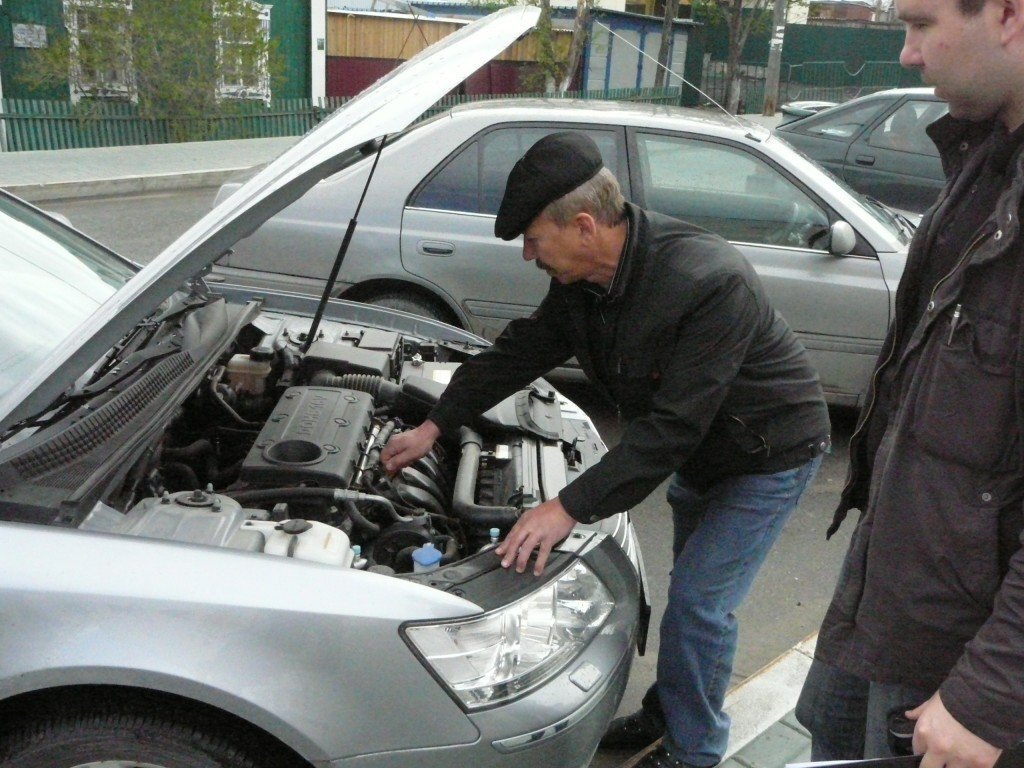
[51,186,859,766]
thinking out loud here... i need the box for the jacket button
[981,492,993,502]
[960,141,970,151]
[995,230,1003,240]
[927,301,936,311]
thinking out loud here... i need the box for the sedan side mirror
[829,221,857,256]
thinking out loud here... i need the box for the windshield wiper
[864,195,916,237]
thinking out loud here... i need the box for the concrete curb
[721,632,815,759]
[615,633,816,768]
[2,167,249,203]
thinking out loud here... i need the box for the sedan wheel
[367,291,457,326]
[0,695,303,768]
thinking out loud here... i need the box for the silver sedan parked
[215,100,913,408]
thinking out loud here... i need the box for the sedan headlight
[403,561,614,708]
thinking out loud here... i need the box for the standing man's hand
[495,497,576,576]
[381,420,441,474]
[909,692,1002,768]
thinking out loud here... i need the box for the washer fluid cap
[412,542,443,572]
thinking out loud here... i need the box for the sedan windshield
[0,195,137,398]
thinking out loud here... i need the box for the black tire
[366,291,456,325]
[0,692,306,768]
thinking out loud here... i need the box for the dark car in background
[776,88,947,213]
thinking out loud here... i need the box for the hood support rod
[302,136,389,353]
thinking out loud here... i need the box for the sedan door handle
[419,241,455,256]
[854,155,876,166]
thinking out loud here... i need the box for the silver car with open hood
[0,8,647,768]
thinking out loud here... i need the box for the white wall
[311,0,327,102]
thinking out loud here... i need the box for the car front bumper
[328,532,641,768]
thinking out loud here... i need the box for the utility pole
[762,0,788,115]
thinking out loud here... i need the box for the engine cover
[240,386,374,488]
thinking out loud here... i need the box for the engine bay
[73,309,605,576]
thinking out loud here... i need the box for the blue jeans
[795,658,931,759]
[645,456,823,766]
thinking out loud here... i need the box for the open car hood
[0,6,539,434]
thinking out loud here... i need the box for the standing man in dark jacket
[382,132,830,768]
[795,0,1024,762]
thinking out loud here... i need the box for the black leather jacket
[429,204,829,523]
[819,115,1024,749]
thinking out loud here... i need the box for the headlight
[403,561,614,708]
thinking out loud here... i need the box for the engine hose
[453,428,520,529]
[160,461,200,492]
[439,535,459,564]
[227,487,412,523]
[163,439,218,486]
[343,500,381,535]
[309,371,400,404]
[209,367,262,428]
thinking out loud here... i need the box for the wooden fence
[0,87,683,152]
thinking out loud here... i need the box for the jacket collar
[582,203,643,304]
[927,113,997,176]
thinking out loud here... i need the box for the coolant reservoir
[226,354,272,395]
[238,518,354,567]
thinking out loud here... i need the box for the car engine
[79,311,603,576]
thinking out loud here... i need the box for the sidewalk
[0,136,298,202]
[0,115,815,768]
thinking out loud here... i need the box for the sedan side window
[412,127,621,215]
[797,100,891,140]
[867,100,945,155]
[635,132,830,249]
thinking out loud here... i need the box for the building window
[216,1,271,102]
[63,0,135,102]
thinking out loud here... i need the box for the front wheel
[365,291,457,326]
[0,693,305,768]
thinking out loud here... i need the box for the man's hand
[495,497,576,575]
[909,692,1002,768]
[381,420,441,475]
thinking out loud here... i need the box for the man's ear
[999,0,1024,45]
[573,212,598,239]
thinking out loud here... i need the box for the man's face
[521,215,589,284]
[898,0,1005,121]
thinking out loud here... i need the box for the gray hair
[541,167,626,228]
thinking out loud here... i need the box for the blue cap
[412,542,442,569]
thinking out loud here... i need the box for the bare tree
[558,0,592,92]
[697,0,773,113]
[654,0,680,88]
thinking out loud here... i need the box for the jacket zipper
[840,228,991,505]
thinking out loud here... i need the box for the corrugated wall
[268,0,311,99]
[326,12,569,61]
[325,12,570,98]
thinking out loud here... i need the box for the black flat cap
[494,132,604,240]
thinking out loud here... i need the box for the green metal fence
[699,60,911,114]
[0,87,683,152]
[781,60,917,103]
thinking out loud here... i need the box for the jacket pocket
[911,309,1016,470]
[616,349,664,411]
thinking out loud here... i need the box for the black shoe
[599,709,664,750]
[631,745,703,768]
